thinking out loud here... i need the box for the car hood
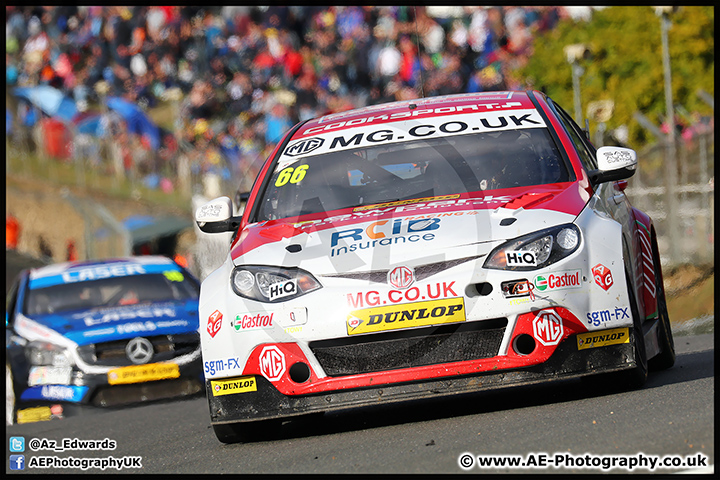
[232,183,590,275]
[24,299,199,347]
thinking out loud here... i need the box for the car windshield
[24,273,200,316]
[256,128,569,221]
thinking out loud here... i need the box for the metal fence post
[659,11,681,265]
[698,130,711,263]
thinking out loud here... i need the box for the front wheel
[585,270,648,392]
[648,246,675,370]
[616,271,648,388]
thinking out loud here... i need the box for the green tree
[519,6,714,149]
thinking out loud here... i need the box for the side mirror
[235,191,250,208]
[588,146,637,185]
[195,196,243,234]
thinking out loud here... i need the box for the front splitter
[208,334,638,424]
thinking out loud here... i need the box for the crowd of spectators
[6,6,592,194]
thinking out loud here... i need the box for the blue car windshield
[257,128,570,221]
[24,273,200,316]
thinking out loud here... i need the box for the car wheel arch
[630,207,661,320]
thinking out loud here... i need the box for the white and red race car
[195,91,675,443]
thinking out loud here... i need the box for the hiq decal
[267,279,297,301]
[506,251,537,267]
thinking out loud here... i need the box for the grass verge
[6,141,191,212]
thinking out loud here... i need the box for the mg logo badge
[532,310,564,346]
[259,346,286,381]
[285,137,324,157]
[388,266,415,289]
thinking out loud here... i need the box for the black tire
[648,246,676,370]
[212,419,280,444]
[617,271,648,389]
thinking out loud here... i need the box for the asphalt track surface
[6,331,713,474]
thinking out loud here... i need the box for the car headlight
[26,341,71,366]
[231,265,322,303]
[483,224,581,271]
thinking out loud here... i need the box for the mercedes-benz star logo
[125,337,154,364]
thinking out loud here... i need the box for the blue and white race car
[6,256,203,425]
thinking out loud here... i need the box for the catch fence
[625,129,714,266]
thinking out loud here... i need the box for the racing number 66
[275,165,309,187]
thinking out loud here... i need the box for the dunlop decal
[576,328,629,350]
[346,297,465,335]
[211,376,258,396]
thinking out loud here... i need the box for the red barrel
[42,118,72,159]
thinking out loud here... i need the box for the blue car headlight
[231,265,321,303]
[484,224,581,271]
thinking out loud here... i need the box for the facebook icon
[10,454,25,470]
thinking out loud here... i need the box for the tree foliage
[519,6,714,149]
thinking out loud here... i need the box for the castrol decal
[533,270,582,292]
[232,312,275,332]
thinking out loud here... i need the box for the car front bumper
[207,329,639,425]
[13,356,204,424]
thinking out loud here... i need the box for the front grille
[90,377,203,407]
[310,319,507,376]
[77,333,200,367]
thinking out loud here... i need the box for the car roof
[295,91,537,138]
[27,255,178,283]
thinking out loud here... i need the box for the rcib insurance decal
[347,297,465,335]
